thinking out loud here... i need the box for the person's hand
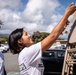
[62,20,70,32]
[64,20,70,28]
[64,3,76,17]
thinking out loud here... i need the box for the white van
[0,44,9,52]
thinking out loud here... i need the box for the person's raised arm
[41,3,76,52]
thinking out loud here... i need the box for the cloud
[22,0,60,23]
[21,0,61,34]
[0,0,73,37]
[0,0,22,34]
[0,8,21,34]
[0,0,20,9]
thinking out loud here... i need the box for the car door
[56,51,65,73]
[42,50,64,74]
[42,50,65,75]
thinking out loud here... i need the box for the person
[0,51,6,75]
[8,3,76,75]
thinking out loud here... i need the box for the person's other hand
[63,20,70,29]
[64,3,76,17]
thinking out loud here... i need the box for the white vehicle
[0,44,9,52]
[49,44,66,50]
[54,44,66,49]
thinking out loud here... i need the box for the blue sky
[0,0,76,39]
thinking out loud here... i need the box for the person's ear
[18,39,23,44]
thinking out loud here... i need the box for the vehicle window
[42,52,55,57]
[57,51,65,58]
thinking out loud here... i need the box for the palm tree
[0,20,3,28]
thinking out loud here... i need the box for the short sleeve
[19,42,42,64]
[27,42,42,63]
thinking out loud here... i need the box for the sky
[0,0,76,39]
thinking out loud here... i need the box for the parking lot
[3,52,19,73]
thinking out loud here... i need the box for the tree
[0,20,3,28]
[32,31,49,43]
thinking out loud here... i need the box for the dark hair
[8,28,25,54]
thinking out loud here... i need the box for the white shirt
[18,42,44,75]
[0,52,4,75]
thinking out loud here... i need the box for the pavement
[3,52,20,74]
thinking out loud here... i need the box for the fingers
[71,2,76,8]
[71,2,75,5]
[69,2,76,7]
[68,2,74,7]
[70,2,75,6]
[71,2,74,5]
[66,20,70,25]
[64,3,76,18]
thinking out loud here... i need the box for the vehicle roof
[46,49,65,52]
